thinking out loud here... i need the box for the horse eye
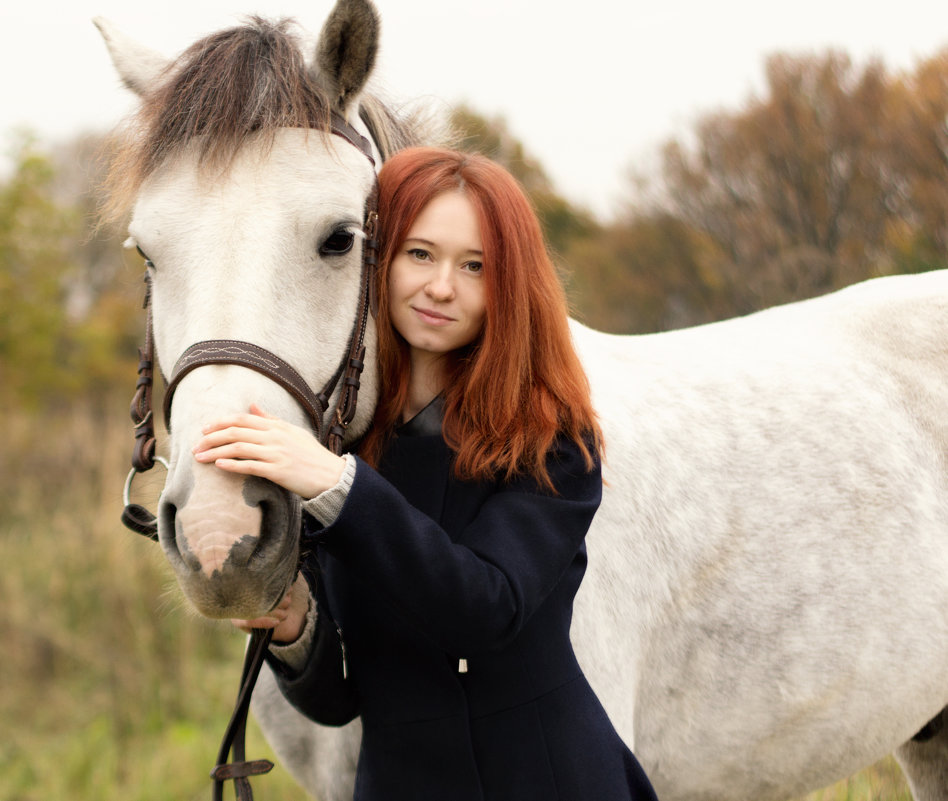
[136,245,155,269]
[319,229,355,256]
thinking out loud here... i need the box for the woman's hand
[231,573,311,644]
[193,403,345,498]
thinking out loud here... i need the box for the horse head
[97,0,407,620]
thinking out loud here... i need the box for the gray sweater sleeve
[301,453,357,526]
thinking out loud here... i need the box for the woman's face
[388,190,487,361]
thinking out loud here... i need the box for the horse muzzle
[158,461,301,619]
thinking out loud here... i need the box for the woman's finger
[208,456,277,483]
[193,440,269,464]
[193,415,292,458]
[194,427,268,454]
[202,412,279,435]
[249,403,277,419]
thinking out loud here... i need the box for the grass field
[0,402,913,801]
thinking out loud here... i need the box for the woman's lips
[412,306,454,326]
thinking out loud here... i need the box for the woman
[193,148,658,800]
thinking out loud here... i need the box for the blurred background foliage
[4,44,943,800]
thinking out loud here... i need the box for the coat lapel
[378,395,497,537]
[378,397,450,524]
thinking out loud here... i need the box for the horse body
[571,273,948,798]
[97,4,948,799]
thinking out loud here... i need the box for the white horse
[97,3,948,800]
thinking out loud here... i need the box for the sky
[2,0,947,218]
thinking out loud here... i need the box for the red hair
[360,147,602,487]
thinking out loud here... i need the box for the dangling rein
[120,114,378,801]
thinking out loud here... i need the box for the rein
[120,113,379,801]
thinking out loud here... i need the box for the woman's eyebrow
[402,237,483,256]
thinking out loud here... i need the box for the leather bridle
[120,113,379,801]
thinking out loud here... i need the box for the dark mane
[145,18,331,170]
[102,17,429,221]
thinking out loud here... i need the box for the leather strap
[163,340,332,437]
[120,503,160,540]
[130,273,157,472]
[210,628,275,801]
[328,111,376,166]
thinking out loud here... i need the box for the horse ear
[311,0,380,112]
[93,17,170,96]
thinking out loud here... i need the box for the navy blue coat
[267,402,658,801]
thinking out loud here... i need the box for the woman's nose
[425,265,455,300]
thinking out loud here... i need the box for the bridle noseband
[120,113,379,801]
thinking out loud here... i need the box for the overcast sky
[2,0,946,218]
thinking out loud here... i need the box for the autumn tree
[52,132,143,396]
[884,49,948,272]
[0,135,81,407]
[449,105,733,333]
[658,52,902,315]
[564,212,728,333]
[0,133,139,410]
[450,105,598,257]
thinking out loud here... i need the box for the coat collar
[397,394,445,438]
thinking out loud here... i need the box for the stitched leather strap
[163,340,331,437]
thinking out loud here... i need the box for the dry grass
[0,401,303,800]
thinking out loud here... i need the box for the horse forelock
[101,16,429,223]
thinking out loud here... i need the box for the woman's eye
[320,230,355,256]
[464,261,483,274]
[407,248,430,261]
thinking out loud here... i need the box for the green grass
[0,401,914,801]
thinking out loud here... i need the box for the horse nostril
[158,498,200,569]
[158,499,177,547]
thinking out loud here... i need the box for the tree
[884,49,948,272]
[449,105,598,257]
[564,212,727,333]
[659,52,900,315]
[0,133,140,409]
[0,134,80,406]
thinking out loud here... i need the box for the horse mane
[101,17,431,223]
